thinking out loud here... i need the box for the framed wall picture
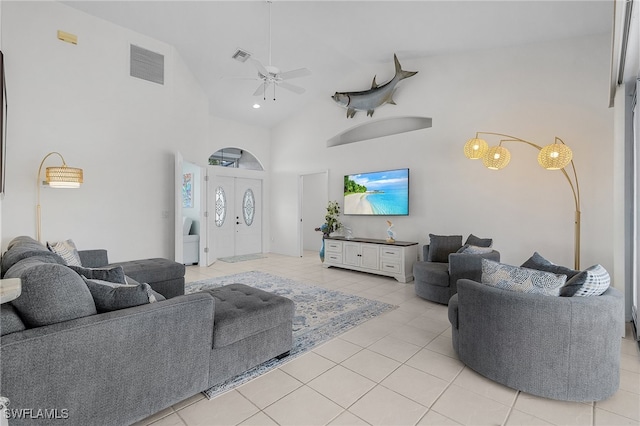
[182,173,193,208]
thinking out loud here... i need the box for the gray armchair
[413,234,500,304]
[449,279,623,401]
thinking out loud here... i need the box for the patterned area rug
[185,271,397,399]
[218,254,266,263]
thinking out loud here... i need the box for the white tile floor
[135,252,640,426]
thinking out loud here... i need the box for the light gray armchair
[413,234,500,304]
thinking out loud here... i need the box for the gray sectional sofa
[0,236,294,425]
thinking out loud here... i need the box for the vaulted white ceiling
[63,1,613,128]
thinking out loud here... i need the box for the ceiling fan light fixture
[246,0,310,100]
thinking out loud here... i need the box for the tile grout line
[500,390,521,426]
[412,366,466,425]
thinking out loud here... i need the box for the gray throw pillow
[10,264,97,327]
[125,276,166,301]
[520,251,553,269]
[457,244,494,255]
[427,234,463,263]
[1,244,65,277]
[521,252,580,280]
[561,264,610,297]
[83,277,157,312]
[1,304,26,335]
[465,234,492,248]
[68,265,127,284]
[481,259,567,296]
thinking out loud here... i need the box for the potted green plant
[315,200,342,238]
[315,201,342,262]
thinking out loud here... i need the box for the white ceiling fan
[250,1,311,100]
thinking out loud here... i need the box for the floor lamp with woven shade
[36,152,83,242]
[463,132,581,270]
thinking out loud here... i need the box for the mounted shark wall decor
[332,54,417,118]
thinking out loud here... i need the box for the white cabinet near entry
[323,237,418,283]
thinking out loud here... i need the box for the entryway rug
[218,254,266,263]
[185,271,397,399]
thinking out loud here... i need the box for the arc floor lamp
[463,132,581,270]
[36,152,83,242]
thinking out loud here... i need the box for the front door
[208,174,262,259]
[234,178,262,256]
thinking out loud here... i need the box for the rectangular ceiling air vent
[130,44,164,85]
[232,48,252,63]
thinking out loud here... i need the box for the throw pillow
[68,265,127,284]
[520,251,553,269]
[82,277,158,312]
[561,264,610,297]
[47,239,82,267]
[125,275,166,302]
[456,244,494,255]
[427,234,463,263]
[10,264,97,328]
[1,242,66,277]
[521,252,580,280]
[481,259,567,296]
[465,234,492,248]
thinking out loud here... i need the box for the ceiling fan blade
[251,58,269,77]
[253,81,271,96]
[278,81,306,94]
[223,77,261,81]
[279,68,311,80]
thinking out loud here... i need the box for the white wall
[0,2,616,283]
[271,35,615,280]
[0,2,209,261]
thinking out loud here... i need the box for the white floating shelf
[327,116,432,147]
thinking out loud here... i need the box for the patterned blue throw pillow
[561,264,610,297]
[481,259,567,296]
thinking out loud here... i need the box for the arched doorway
[209,148,264,171]
[205,147,265,264]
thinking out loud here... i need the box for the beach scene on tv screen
[344,169,409,215]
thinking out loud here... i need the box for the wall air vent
[232,48,252,63]
[130,44,164,85]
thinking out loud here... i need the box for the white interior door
[300,172,328,254]
[235,178,262,256]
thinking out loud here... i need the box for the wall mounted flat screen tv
[344,168,409,216]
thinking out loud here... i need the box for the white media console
[323,237,419,283]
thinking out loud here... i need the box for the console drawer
[380,246,402,259]
[381,261,401,273]
[325,241,343,253]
